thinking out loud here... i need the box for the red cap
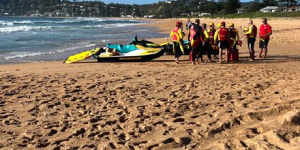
[221,21,225,26]
[176,21,182,27]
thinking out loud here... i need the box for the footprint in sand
[0,99,5,107]
[48,129,58,136]
[173,118,185,123]
[36,138,50,148]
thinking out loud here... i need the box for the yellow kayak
[64,48,100,64]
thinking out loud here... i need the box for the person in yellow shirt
[244,19,257,61]
[170,21,185,64]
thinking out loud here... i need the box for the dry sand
[0,18,300,150]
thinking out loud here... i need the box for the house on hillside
[190,12,211,17]
[199,13,211,17]
[144,15,154,18]
[283,6,300,12]
[165,0,177,4]
[260,6,280,13]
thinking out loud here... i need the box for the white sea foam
[0,18,101,27]
[83,23,139,29]
[4,51,44,60]
[3,42,97,60]
[0,20,34,26]
[101,39,109,43]
[75,17,105,22]
[0,21,14,26]
[0,26,52,33]
[109,23,138,27]
[13,20,34,24]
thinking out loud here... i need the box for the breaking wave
[0,26,52,33]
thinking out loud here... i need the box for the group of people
[170,18,272,64]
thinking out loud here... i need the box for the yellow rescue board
[64,48,100,64]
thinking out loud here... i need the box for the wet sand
[0,18,299,150]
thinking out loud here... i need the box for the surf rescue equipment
[64,39,166,63]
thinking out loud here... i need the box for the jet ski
[64,38,166,64]
[95,44,165,62]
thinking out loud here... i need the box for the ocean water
[0,17,166,64]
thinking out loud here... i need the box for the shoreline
[0,17,166,64]
[2,17,300,65]
[0,18,299,150]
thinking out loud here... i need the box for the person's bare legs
[259,48,263,58]
[175,57,179,64]
[219,48,222,63]
[225,49,229,63]
[264,47,268,58]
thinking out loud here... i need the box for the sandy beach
[0,18,300,150]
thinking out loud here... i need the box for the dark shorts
[248,38,256,47]
[218,40,228,50]
[173,42,183,58]
[259,38,270,49]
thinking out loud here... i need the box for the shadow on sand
[73,55,300,64]
[237,55,300,64]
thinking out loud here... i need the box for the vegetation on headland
[0,0,299,18]
[211,11,300,18]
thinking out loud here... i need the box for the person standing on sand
[228,23,240,50]
[214,21,229,63]
[244,19,257,61]
[227,23,240,62]
[170,21,185,64]
[200,23,212,63]
[208,23,218,59]
[190,19,204,64]
[186,18,193,42]
[259,18,272,58]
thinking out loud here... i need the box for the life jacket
[170,27,182,41]
[190,23,203,41]
[219,27,228,41]
[203,29,209,41]
[189,25,196,41]
[208,28,216,39]
[170,27,184,53]
[246,25,257,38]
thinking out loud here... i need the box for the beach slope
[0,18,300,150]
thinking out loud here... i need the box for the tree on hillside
[247,2,265,12]
[224,0,241,14]
[262,0,278,6]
